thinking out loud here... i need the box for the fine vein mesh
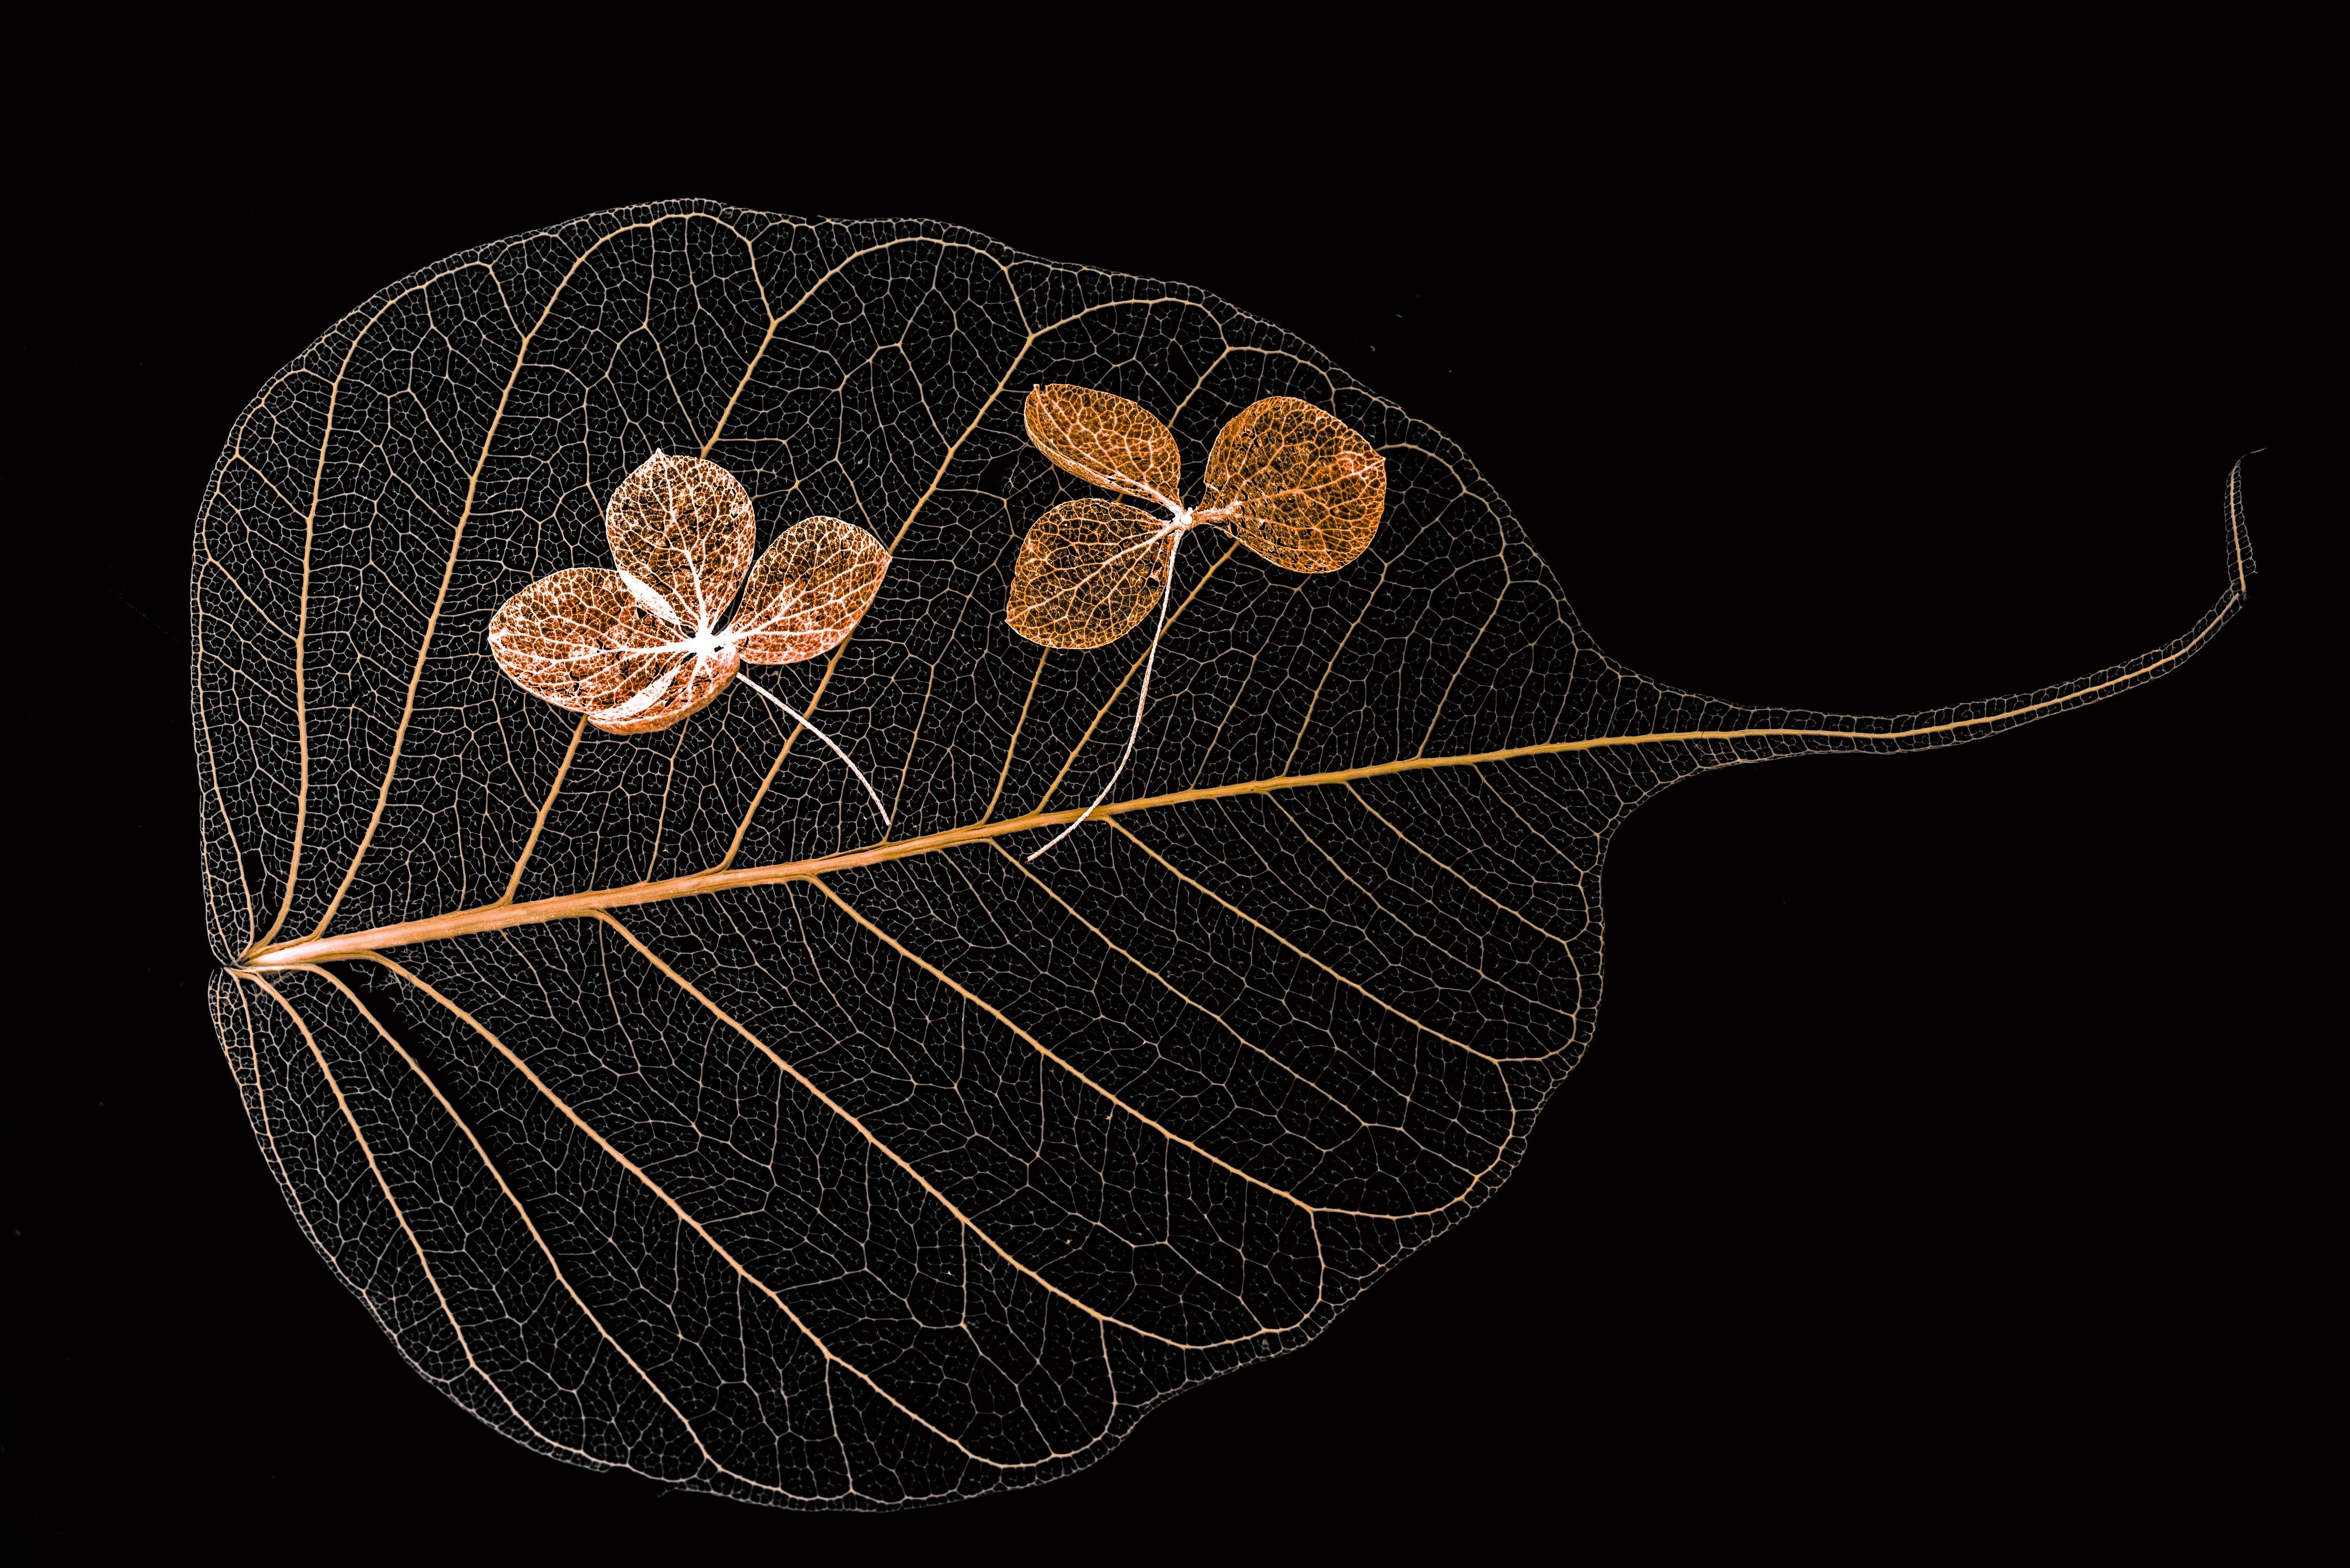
[193,200,2247,1510]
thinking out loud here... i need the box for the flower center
[682,627,729,659]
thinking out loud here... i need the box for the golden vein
[307,961,753,1492]
[1105,818,1497,1064]
[806,878,1329,1219]
[598,907,1310,1349]
[246,614,2219,977]
[236,968,602,1466]
[981,648,1051,823]
[989,840,1375,1119]
[499,713,588,906]
[365,950,1054,1472]
[307,219,671,941]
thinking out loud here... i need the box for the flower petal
[589,645,740,734]
[733,517,892,665]
[1004,498,1173,651]
[605,450,757,632]
[1023,385,1182,510]
[618,569,682,625]
[487,568,684,715]
[1198,397,1385,573]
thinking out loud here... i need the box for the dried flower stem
[1027,527,1186,863]
[736,674,892,829]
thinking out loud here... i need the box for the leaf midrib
[242,658,2170,972]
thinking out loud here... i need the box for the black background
[14,61,2321,1556]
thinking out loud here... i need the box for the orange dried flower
[1007,387,1385,654]
[488,451,894,816]
[1195,397,1386,575]
[1006,387,1386,858]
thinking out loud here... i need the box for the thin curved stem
[1028,528,1185,863]
[735,674,892,829]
